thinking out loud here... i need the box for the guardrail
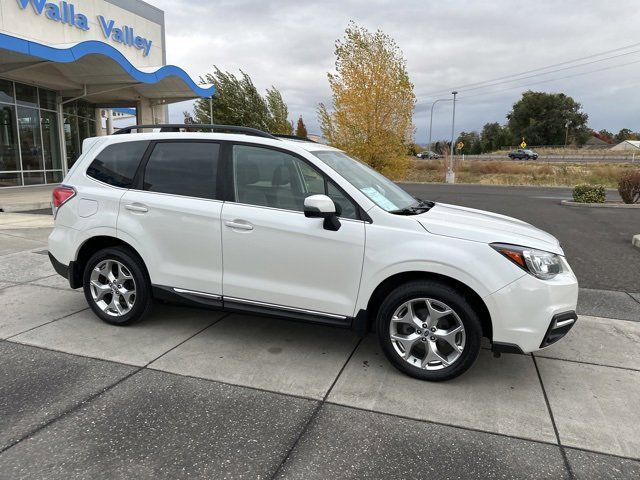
[449,154,638,164]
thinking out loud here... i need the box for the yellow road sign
[456,142,464,150]
[520,139,527,148]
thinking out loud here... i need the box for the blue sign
[16,0,153,57]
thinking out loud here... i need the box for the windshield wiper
[389,198,435,215]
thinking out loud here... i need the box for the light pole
[427,98,453,154]
[446,91,458,184]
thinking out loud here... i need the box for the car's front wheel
[376,281,482,381]
[83,246,152,326]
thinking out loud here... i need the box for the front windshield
[311,150,417,212]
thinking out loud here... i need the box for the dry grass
[403,158,640,187]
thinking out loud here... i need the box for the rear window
[142,142,219,199]
[86,141,149,188]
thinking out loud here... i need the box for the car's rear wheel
[376,280,482,381]
[83,246,152,326]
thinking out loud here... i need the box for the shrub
[572,184,606,203]
[618,170,640,204]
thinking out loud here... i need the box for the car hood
[417,203,563,254]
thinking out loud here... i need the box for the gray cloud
[153,0,640,143]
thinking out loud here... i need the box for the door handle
[124,203,149,213]
[224,220,254,231]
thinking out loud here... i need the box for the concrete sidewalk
[0,185,55,213]
[1,244,639,478]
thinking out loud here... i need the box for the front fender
[356,228,524,313]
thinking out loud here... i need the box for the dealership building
[0,0,213,188]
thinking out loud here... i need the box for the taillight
[52,185,76,217]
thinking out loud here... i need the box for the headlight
[491,243,563,280]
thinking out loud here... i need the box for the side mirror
[304,195,341,231]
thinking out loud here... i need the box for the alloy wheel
[389,298,466,370]
[89,259,137,317]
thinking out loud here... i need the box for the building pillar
[106,109,114,135]
[94,108,104,136]
[136,97,157,125]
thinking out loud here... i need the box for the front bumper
[483,271,579,353]
[539,311,578,348]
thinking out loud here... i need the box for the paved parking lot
[1,190,640,479]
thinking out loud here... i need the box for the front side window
[86,141,149,188]
[232,145,359,219]
[142,142,219,199]
[312,150,417,212]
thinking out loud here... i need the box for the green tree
[615,128,638,142]
[191,67,290,132]
[318,22,416,178]
[266,88,293,134]
[295,116,308,138]
[507,91,589,146]
[480,122,511,152]
[455,131,481,154]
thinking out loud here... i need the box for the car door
[117,140,223,298]
[220,143,366,319]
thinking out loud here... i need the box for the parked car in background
[48,124,578,381]
[508,149,538,160]
[417,150,441,159]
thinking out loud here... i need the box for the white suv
[48,125,578,381]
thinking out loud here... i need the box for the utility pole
[428,98,453,154]
[446,91,458,184]
[564,121,570,148]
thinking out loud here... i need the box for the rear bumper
[48,252,78,289]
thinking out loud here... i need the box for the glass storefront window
[39,89,57,111]
[41,110,61,170]
[17,106,44,171]
[0,104,20,171]
[0,79,13,104]
[23,171,45,185]
[64,113,95,167]
[46,171,63,183]
[15,83,38,108]
[0,172,21,187]
[0,79,99,187]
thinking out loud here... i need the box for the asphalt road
[399,183,640,292]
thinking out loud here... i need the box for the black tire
[376,280,482,381]
[83,246,152,326]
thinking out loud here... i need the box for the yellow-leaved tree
[318,23,415,178]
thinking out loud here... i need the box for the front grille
[540,311,578,348]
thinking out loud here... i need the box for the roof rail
[113,124,279,140]
[271,134,317,143]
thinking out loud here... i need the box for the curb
[0,202,51,213]
[560,200,640,209]
[633,235,640,250]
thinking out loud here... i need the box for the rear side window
[86,141,149,188]
[143,142,219,199]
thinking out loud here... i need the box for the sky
[153,0,640,144]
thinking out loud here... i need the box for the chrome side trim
[224,296,347,320]
[173,288,221,300]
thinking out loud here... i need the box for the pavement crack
[269,336,364,480]
[626,291,640,307]
[143,312,230,368]
[532,354,575,480]
[0,366,143,456]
